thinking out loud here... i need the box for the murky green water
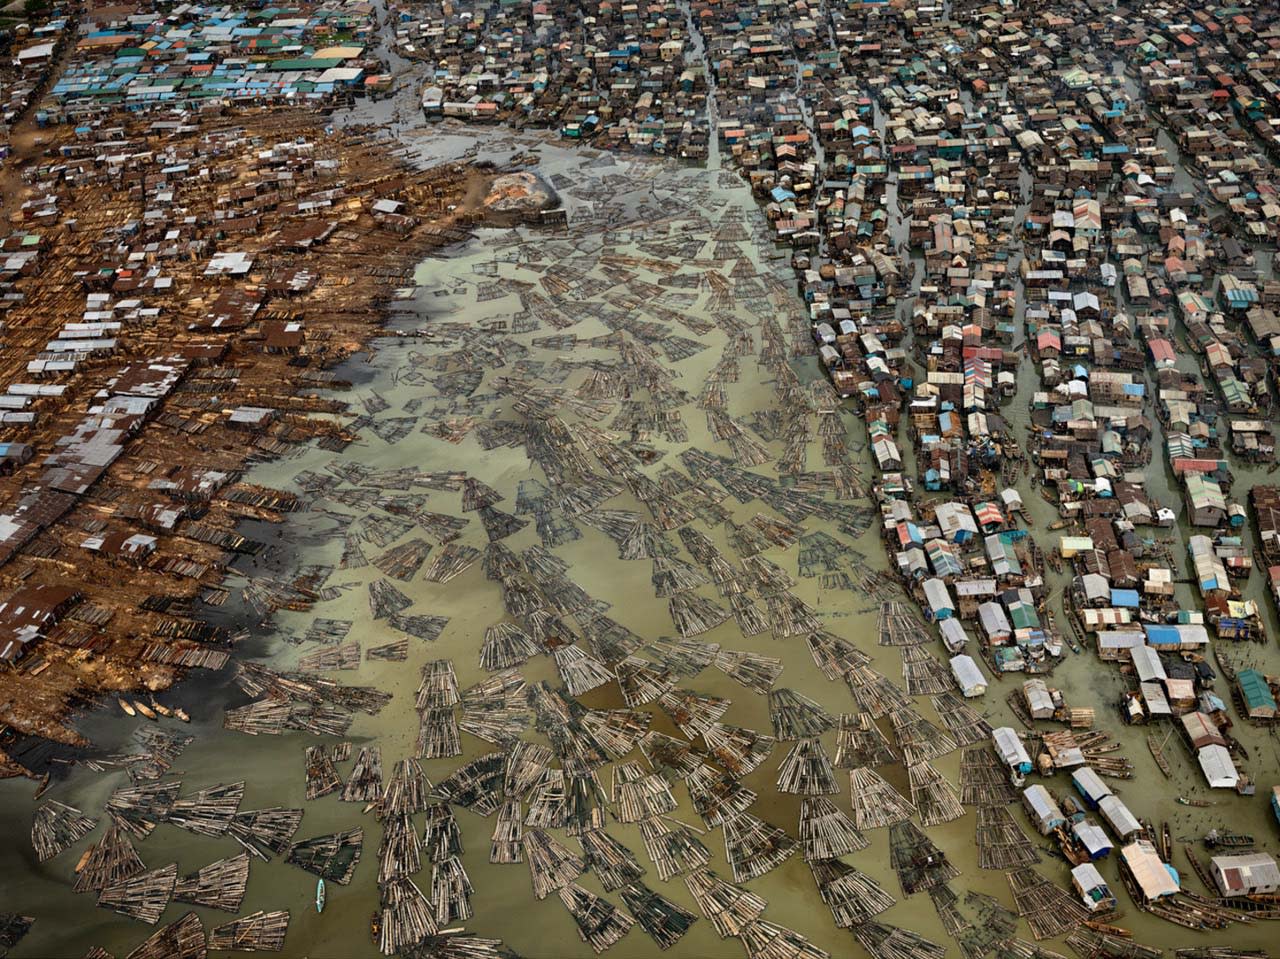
[1,131,1278,959]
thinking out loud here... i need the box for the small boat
[74,848,93,874]
[174,708,190,723]
[150,700,172,718]
[1146,733,1171,777]
[133,701,157,720]
[1048,519,1072,530]
[316,878,326,913]
[370,912,381,943]
[1204,828,1254,848]
[118,698,136,717]
[1177,796,1214,807]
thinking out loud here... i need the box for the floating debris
[31,800,97,862]
[208,910,289,952]
[848,768,915,830]
[799,797,868,860]
[97,863,177,925]
[722,812,796,884]
[174,854,250,912]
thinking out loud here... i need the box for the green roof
[1239,669,1276,711]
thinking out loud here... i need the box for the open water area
[1,124,1279,959]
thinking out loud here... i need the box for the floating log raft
[809,857,894,927]
[225,700,292,737]
[888,706,958,765]
[765,592,821,639]
[799,797,868,860]
[304,619,353,646]
[713,650,782,694]
[479,506,527,542]
[74,822,145,894]
[105,780,181,839]
[0,914,33,954]
[208,910,289,952]
[32,800,97,862]
[417,660,461,708]
[285,828,363,885]
[378,812,422,883]
[502,741,554,800]
[523,829,585,900]
[299,642,361,671]
[175,853,250,912]
[908,761,965,827]
[684,868,766,938]
[729,594,770,635]
[834,713,898,768]
[417,708,462,759]
[462,478,504,512]
[1064,929,1163,959]
[367,638,409,662]
[643,637,719,677]
[579,829,645,892]
[615,656,677,707]
[342,747,384,802]
[422,544,481,583]
[559,882,635,954]
[378,876,437,956]
[848,768,916,830]
[976,806,1040,871]
[168,781,244,837]
[490,799,524,864]
[431,856,474,925]
[580,709,651,760]
[389,612,449,643]
[722,812,796,884]
[481,623,541,671]
[878,601,930,647]
[651,559,711,598]
[124,911,205,959]
[373,538,433,581]
[620,881,697,950]
[852,921,946,959]
[658,689,729,739]
[638,816,710,881]
[930,692,992,746]
[305,746,342,801]
[1007,867,1089,940]
[776,738,839,795]
[806,631,870,680]
[739,919,829,959]
[844,666,910,719]
[668,592,730,637]
[229,808,302,862]
[961,745,1019,807]
[434,753,506,817]
[612,762,678,823]
[901,646,956,696]
[555,645,614,696]
[703,722,775,777]
[768,688,835,740]
[889,821,959,894]
[685,764,755,829]
[619,522,676,560]
[97,863,177,924]
[369,578,413,619]
[422,804,464,863]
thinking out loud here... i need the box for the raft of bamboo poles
[722,812,796,884]
[579,829,645,892]
[431,856,474,924]
[975,805,1041,870]
[960,745,1019,806]
[298,641,361,671]
[888,706,958,764]
[559,882,635,954]
[105,780,181,839]
[285,828,363,885]
[843,665,910,718]
[490,799,524,864]
[806,631,870,680]
[658,688,729,738]
[481,623,541,671]
[889,821,959,894]
[554,645,614,696]
[304,746,342,801]
[738,919,827,959]
[931,691,993,746]
[685,764,756,828]
[834,713,898,768]
[776,738,839,795]
[74,822,145,894]
[703,722,775,776]
[901,645,956,695]
[230,807,303,861]
[639,816,710,881]
[369,577,414,618]
[852,921,946,959]
[615,656,677,707]
[809,857,894,927]
[168,781,244,837]
[378,876,437,956]
[768,688,834,740]
[422,803,464,862]
[612,762,678,823]
[422,543,480,583]
[124,911,204,959]
[620,881,697,949]
[713,650,782,694]
[523,828,585,899]
[378,812,422,883]
[417,708,462,759]
[907,761,965,826]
